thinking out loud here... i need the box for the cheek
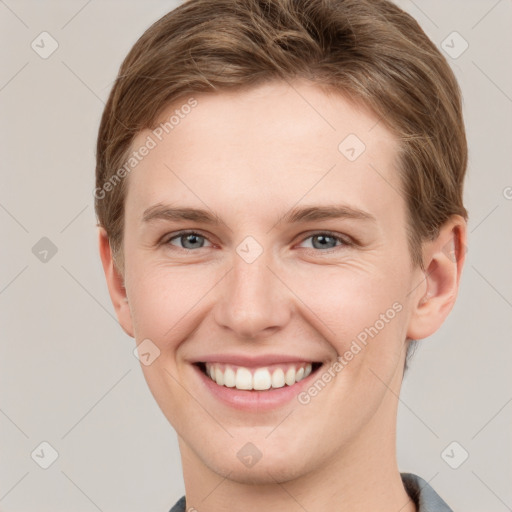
[287,262,409,367]
[125,260,218,345]
[296,260,404,323]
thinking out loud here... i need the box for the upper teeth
[205,362,313,391]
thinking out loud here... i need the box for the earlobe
[98,227,134,338]
[406,216,467,341]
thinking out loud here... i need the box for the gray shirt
[168,472,453,511]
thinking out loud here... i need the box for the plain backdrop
[1,1,511,511]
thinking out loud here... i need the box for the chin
[199,444,317,485]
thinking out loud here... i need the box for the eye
[297,232,350,251]
[165,231,213,250]
[161,230,352,253]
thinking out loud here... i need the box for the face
[105,80,441,483]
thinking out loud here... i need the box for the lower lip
[193,364,320,411]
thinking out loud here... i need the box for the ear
[98,227,134,338]
[406,215,467,340]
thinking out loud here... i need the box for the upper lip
[193,354,321,367]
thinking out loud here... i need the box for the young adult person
[95,1,468,510]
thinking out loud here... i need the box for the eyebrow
[141,204,376,226]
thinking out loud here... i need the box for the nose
[213,251,291,340]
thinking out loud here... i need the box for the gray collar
[401,473,453,512]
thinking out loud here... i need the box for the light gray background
[1,1,511,511]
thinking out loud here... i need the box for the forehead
[124,79,403,224]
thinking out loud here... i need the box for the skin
[99,79,466,512]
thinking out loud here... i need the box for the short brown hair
[95,0,468,273]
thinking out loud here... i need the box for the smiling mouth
[196,361,323,391]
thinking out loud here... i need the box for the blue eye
[167,231,212,250]
[298,233,346,250]
[162,230,350,253]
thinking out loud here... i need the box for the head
[96,0,467,485]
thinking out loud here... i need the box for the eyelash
[161,230,353,253]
